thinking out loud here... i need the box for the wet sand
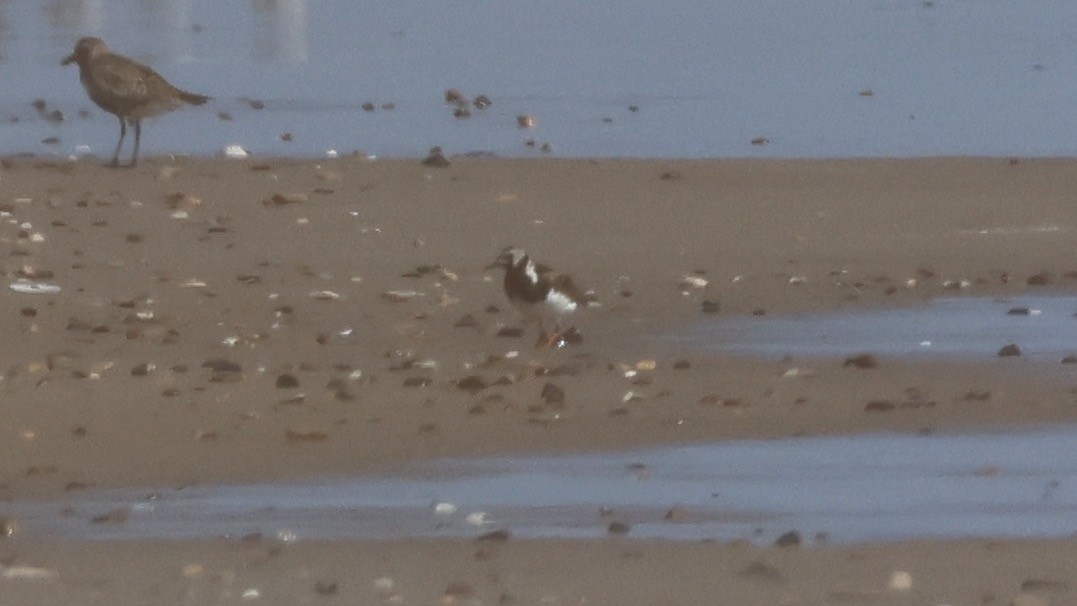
[2,537,1074,605]
[1,156,1076,603]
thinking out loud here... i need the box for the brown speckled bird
[62,37,210,167]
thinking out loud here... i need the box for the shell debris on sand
[9,280,61,295]
[2,566,58,580]
[222,144,250,159]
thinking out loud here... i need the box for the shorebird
[62,37,210,167]
[491,247,592,348]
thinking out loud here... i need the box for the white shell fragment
[381,290,424,302]
[309,290,341,300]
[465,512,490,526]
[9,281,61,295]
[433,502,458,516]
[223,144,250,159]
[679,275,708,289]
[2,566,58,580]
[781,367,816,379]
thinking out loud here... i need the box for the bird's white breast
[545,289,578,315]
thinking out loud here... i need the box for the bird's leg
[534,321,554,349]
[109,116,126,167]
[535,321,565,349]
[128,119,141,167]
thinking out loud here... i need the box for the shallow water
[675,296,1077,361]
[3,1,1077,159]
[5,426,1075,544]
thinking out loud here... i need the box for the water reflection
[252,0,307,65]
[42,0,103,31]
[4,1,1077,159]
[6,426,1076,543]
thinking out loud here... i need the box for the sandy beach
[1,156,1075,604]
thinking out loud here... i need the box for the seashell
[433,502,457,516]
[381,290,423,302]
[465,512,490,526]
[9,280,60,295]
[679,275,708,289]
[309,290,341,300]
[222,144,249,159]
[264,193,308,206]
[781,367,816,379]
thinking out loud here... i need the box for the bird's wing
[89,56,173,108]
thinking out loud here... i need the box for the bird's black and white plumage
[492,247,591,347]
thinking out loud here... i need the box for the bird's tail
[177,89,211,106]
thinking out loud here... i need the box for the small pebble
[774,530,801,547]
[997,343,1022,357]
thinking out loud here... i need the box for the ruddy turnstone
[62,37,211,167]
[491,247,592,348]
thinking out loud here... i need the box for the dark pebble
[607,521,631,535]
[1026,271,1054,286]
[774,530,801,547]
[997,343,1022,357]
[454,314,479,328]
[701,300,720,314]
[842,353,879,369]
[203,358,242,373]
[422,150,451,167]
[403,376,433,388]
[455,375,488,393]
[541,382,565,405]
[276,373,300,388]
